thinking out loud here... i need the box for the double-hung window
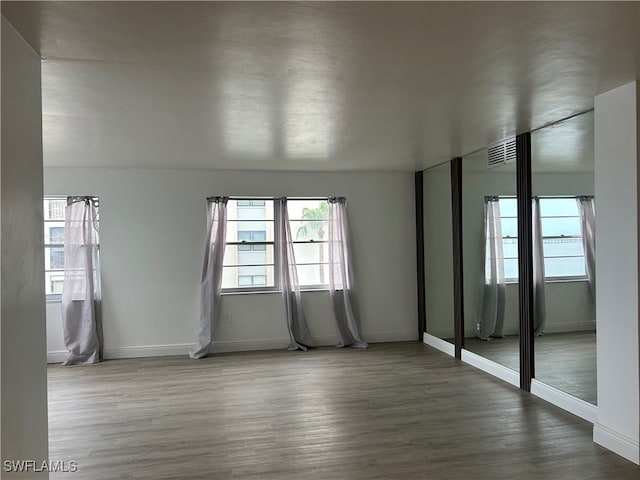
[220,197,333,291]
[44,197,67,297]
[538,197,586,279]
[287,199,330,288]
[496,196,587,281]
[43,196,101,299]
[222,199,276,291]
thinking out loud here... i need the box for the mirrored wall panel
[462,146,519,371]
[424,162,454,344]
[531,111,596,404]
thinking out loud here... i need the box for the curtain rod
[206,196,331,201]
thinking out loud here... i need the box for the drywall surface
[44,168,417,359]
[1,16,49,477]
[593,81,640,464]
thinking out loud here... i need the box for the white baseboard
[47,351,69,364]
[429,321,596,340]
[531,379,598,423]
[46,331,417,363]
[593,423,640,465]
[423,332,455,357]
[543,320,596,334]
[460,349,520,388]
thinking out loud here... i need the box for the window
[222,199,276,291]
[238,230,267,251]
[237,199,266,207]
[287,199,329,287]
[496,197,586,281]
[43,197,68,297]
[43,196,100,298]
[539,198,586,278]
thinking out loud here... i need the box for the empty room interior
[2,2,640,479]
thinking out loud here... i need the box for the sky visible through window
[498,197,586,280]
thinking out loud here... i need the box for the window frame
[221,197,280,294]
[496,195,588,283]
[43,196,101,302]
[287,197,331,291]
[43,196,68,301]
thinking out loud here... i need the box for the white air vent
[487,139,516,168]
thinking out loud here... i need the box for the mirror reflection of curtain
[532,197,546,336]
[61,197,102,365]
[577,196,596,300]
[477,197,506,340]
[190,197,228,359]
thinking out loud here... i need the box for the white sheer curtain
[61,197,102,365]
[577,196,596,300]
[190,197,228,359]
[532,197,546,336]
[476,197,506,340]
[328,197,367,348]
[276,198,314,350]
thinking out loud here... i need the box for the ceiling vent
[487,138,516,168]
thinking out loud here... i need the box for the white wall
[593,81,640,464]
[1,16,49,477]
[44,168,417,361]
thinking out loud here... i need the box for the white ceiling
[2,1,637,172]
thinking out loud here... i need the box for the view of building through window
[44,197,100,297]
[222,199,275,289]
[43,197,67,295]
[497,197,587,280]
[221,198,331,290]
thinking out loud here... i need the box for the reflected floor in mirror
[464,331,596,404]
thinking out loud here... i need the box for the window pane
[288,200,329,242]
[287,200,329,219]
[501,218,518,237]
[293,242,329,265]
[541,217,582,237]
[544,257,586,277]
[45,247,65,270]
[44,198,66,221]
[222,265,275,289]
[223,245,274,267]
[226,221,274,243]
[502,238,518,259]
[539,198,580,217]
[296,264,329,286]
[49,227,64,244]
[227,199,274,221]
[543,238,584,257]
[504,258,519,280]
[252,275,267,285]
[45,272,65,296]
[498,198,517,218]
[50,248,64,269]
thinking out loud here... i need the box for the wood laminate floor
[464,332,597,404]
[47,342,638,480]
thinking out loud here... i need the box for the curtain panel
[328,197,367,348]
[477,196,506,340]
[276,198,314,350]
[61,196,102,365]
[577,196,596,300]
[532,197,546,336]
[190,197,228,359]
